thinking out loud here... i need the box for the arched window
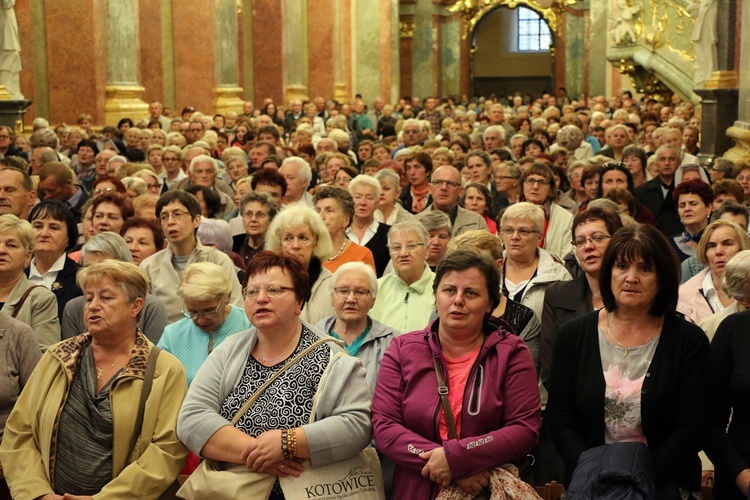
[517,7,551,52]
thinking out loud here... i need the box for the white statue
[687,0,718,87]
[0,0,21,100]
[611,0,641,45]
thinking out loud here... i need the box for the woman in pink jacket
[372,249,541,499]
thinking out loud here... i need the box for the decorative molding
[617,59,673,102]
[448,0,577,38]
[399,20,416,39]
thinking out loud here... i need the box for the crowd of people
[0,89,748,499]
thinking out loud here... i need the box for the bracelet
[281,428,290,459]
[288,428,297,459]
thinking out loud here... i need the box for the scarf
[411,184,430,213]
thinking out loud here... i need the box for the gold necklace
[256,332,299,364]
[328,239,348,261]
[95,355,123,380]
[606,312,661,358]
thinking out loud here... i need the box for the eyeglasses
[333,287,372,300]
[432,180,462,188]
[146,183,160,190]
[389,242,425,254]
[495,175,516,180]
[159,210,192,223]
[243,285,294,299]
[500,228,540,237]
[243,211,269,219]
[282,234,313,246]
[182,301,224,320]
[523,178,550,187]
[92,188,115,196]
[572,234,611,248]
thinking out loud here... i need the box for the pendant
[622,349,628,358]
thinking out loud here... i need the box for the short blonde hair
[0,214,34,253]
[179,262,232,302]
[447,230,504,261]
[77,260,148,304]
[500,201,544,233]
[122,177,147,196]
[696,220,750,266]
[265,205,333,260]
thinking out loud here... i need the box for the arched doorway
[471,5,554,98]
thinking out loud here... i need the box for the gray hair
[281,156,312,184]
[483,125,506,141]
[188,154,217,175]
[196,218,233,254]
[500,202,544,233]
[387,219,429,247]
[374,168,401,189]
[32,117,50,131]
[722,250,750,300]
[331,262,378,297]
[348,174,381,198]
[80,231,133,263]
[417,210,452,234]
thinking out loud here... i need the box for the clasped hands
[239,429,304,478]
[419,447,490,495]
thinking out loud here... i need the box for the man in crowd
[417,165,488,236]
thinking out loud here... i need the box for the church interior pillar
[104,0,149,126]
[412,0,434,98]
[282,0,308,103]
[354,0,381,103]
[723,0,749,163]
[214,0,244,115]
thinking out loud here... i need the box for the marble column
[355,0,380,102]
[439,14,461,97]
[333,0,347,102]
[214,0,244,115]
[412,0,433,98]
[282,0,308,103]
[587,0,608,96]
[723,0,749,163]
[104,0,148,125]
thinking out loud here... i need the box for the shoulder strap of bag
[11,285,43,318]
[127,345,161,463]
[432,356,458,440]
[230,336,338,425]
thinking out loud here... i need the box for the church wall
[307,0,335,100]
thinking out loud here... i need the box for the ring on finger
[280,464,285,470]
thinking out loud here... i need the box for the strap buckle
[437,386,449,396]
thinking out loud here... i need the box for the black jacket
[25,256,82,324]
[547,310,710,491]
[634,178,682,238]
[364,223,391,278]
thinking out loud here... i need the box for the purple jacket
[372,318,541,499]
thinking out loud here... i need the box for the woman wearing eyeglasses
[158,262,250,386]
[177,252,372,498]
[369,220,436,334]
[264,205,335,325]
[540,207,623,391]
[520,162,575,260]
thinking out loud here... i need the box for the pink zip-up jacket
[372,317,541,499]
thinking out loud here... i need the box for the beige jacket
[0,274,60,350]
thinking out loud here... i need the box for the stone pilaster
[282,0,308,103]
[333,0,347,102]
[214,0,244,115]
[723,0,750,163]
[104,0,148,125]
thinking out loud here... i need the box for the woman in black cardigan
[547,223,710,496]
[705,250,750,499]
